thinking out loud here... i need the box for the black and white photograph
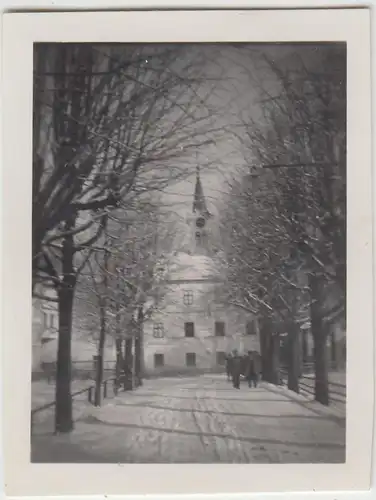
[30,40,347,464]
[1,7,373,497]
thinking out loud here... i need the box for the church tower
[189,165,212,256]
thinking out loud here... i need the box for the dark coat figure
[122,355,133,390]
[240,355,248,377]
[246,351,261,388]
[225,353,233,381]
[231,350,242,389]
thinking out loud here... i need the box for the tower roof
[192,165,211,217]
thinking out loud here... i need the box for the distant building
[32,284,116,376]
[143,166,260,376]
[32,286,59,371]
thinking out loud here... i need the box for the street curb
[263,382,346,425]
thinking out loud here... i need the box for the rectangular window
[52,313,58,330]
[153,323,164,338]
[183,290,194,306]
[43,312,55,329]
[154,353,164,367]
[184,322,195,337]
[216,351,226,366]
[186,352,196,367]
[215,321,225,337]
[246,321,256,336]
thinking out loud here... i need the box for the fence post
[103,380,107,399]
[88,387,92,404]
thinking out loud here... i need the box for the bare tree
[218,44,346,404]
[75,201,178,403]
[33,43,222,432]
[217,171,288,384]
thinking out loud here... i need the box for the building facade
[32,285,116,375]
[32,287,59,371]
[143,167,260,376]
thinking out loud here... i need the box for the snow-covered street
[31,375,345,463]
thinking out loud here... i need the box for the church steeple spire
[192,164,210,217]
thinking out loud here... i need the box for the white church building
[143,168,260,376]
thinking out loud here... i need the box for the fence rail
[33,361,116,383]
[30,376,116,435]
[279,368,346,407]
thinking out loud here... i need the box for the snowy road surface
[31,375,345,463]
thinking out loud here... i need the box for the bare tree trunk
[259,316,270,381]
[55,286,74,433]
[94,303,106,406]
[55,220,76,434]
[330,330,337,370]
[309,272,329,405]
[302,329,308,364]
[313,330,329,405]
[32,45,47,291]
[115,338,123,389]
[94,238,109,407]
[287,320,300,393]
[53,47,86,433]
[270,333,281,385]
[134,306,144,387]
[124,337,133,390]
[134,333,141,387]
[114,290,123,394]
[315,343,329,403]
[259,316,279,383]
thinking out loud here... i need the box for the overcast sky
[159,42,345,228]
[159,44,285,225]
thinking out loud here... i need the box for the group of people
[225,350,262,389]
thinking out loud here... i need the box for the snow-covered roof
[168,251,219,281]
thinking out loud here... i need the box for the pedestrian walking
[254,351,262,383]
[225,352,233,381]
[231,349,242,389]
[246,350,261,388]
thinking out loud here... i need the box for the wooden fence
[30,377,117,435]
[280,367,346,408]
[32,361,116,383]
